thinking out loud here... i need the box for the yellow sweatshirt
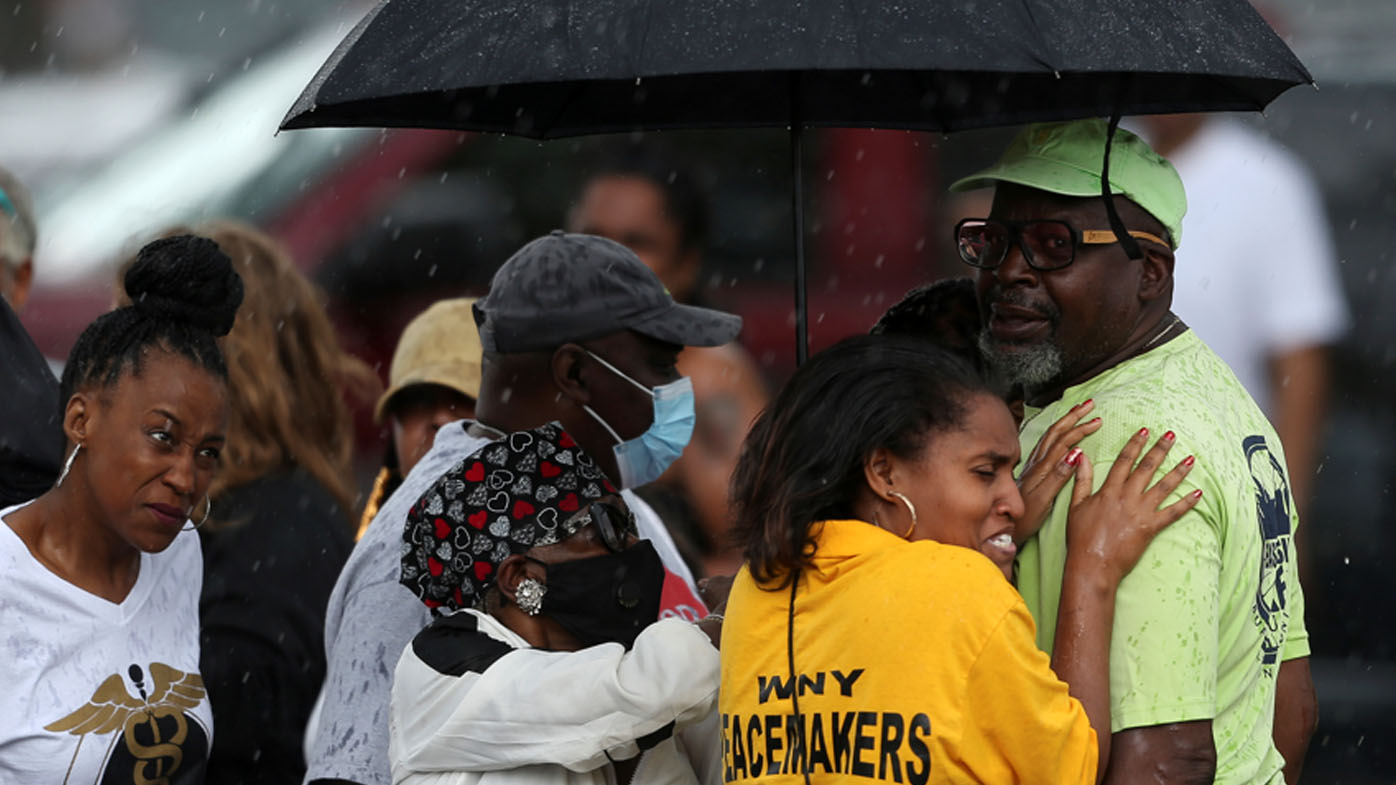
[719,519,1097,785]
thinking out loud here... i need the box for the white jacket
[389,609,721,785]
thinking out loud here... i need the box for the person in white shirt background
[1139,113,1348,591]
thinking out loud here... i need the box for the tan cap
[375,298,483,423]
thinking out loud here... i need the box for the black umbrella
[283,0,1311,362]
[0,297,62,506]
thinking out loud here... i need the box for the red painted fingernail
[1183,455,1195,466]
[1082,398,1093,407]
[1191,489,1203,499]
[1065,448,1083,466]
[1164,430,1176,441]
[1137,427,1149,437]
[1089,417,1101,425]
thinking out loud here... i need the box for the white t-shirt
[0,501,212,784]
[1166,119,1348,412]
[305,421,706,785]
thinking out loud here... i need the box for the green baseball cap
[951,118,1187,249]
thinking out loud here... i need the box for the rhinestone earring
[515,578,546,616]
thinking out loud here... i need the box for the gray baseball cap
[475,231,743,352]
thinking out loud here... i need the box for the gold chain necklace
[1142,314,1182,351]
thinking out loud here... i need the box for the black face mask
[535,540,665,650]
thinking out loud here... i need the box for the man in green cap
[952,118,1315,785]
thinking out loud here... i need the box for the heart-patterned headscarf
[401,421,617,610]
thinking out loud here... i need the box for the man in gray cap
[306,232,741,785]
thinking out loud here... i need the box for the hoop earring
[888,491,918,540]
[182,496,212,531]
[54,444,81,488]
[515,578,546,616]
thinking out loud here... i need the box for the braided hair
[60,235,243,404]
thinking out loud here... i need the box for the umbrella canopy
[283,0,1310,137]
[283,0,1311,362]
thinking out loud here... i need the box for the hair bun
[124,235,244,336]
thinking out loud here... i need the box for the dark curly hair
[729,334,995,587]
[60,235,243,405]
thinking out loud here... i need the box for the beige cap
[375,298,483,423]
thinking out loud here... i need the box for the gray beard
[978,329,1063,390]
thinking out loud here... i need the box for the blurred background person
[1,235,241,784]
[359,298,481,539]
[0,294,61,505]
[568,145,768,577]
[0,165,36,312]
[128,222,380,785]
[1139,112,1347,588]
[0,163,58,504]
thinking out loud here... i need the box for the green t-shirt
[1016,330,1307,785]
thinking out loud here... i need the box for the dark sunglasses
[955,218,1169,272]
[573,501,638,553]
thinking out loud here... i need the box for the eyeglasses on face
[573,501,638,553]
[955,218,1169,272]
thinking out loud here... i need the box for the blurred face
[390,384,477,475]
[72,350,228,553]
[974,184,1146,393]
[898,393,1024,579]
[570,175,700,302]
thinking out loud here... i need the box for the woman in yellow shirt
[720,335,1199,785]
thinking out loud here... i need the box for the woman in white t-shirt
[0,235,243,784]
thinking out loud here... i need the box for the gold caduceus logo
[45,663,206,785]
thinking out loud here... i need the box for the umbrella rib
[1014,0,1061,72]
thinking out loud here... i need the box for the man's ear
[496,553,544,603]
[63,393,94,447]
[9,258,33,312]
[550,344,591,407]
[1137,243,1175,303]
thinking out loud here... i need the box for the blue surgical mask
[581,351,695,489]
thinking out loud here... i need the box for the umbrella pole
[790,114,808,366]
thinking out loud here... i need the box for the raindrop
[428,264,439,278]
[242,57,253,72]
[198,10,205,22]
[397,167,407,179]
[218,27,227,38]
[1344,556,1350,565]
[439,172,449,183]
[914,237,926,252]
[501,387,514,404]
[54,25,62,37]
[873,254,885,269]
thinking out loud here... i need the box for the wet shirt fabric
[719,519,1096,785]
[0,501,213,784]
[389,608,721,785]
[1015,330,1307,785]
[306,421,707,785]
